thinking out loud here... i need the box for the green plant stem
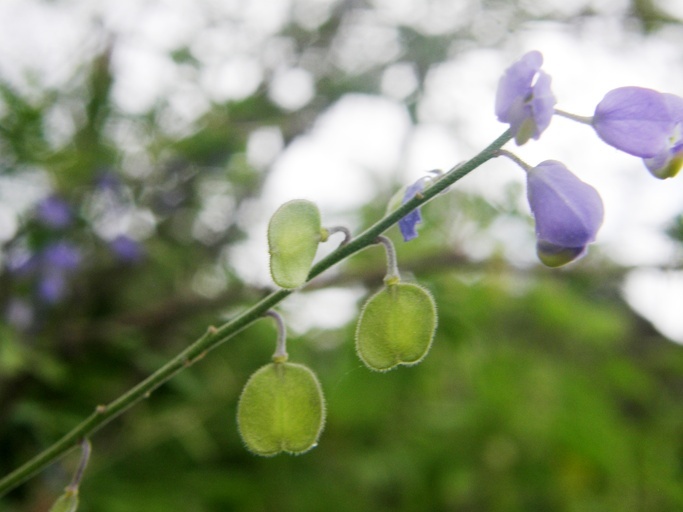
[375,236,400,283]
[554,108,593,125]
[496,149,532,172]
[0,128,511,497]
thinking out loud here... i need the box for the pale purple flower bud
[527,160,604,267]
[593,87,673,157]
[495,51,556,145]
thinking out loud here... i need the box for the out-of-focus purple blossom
[36,195,72,228]
[593,87,683,179]
[42,241,82,270]
[398,178,431,242]
[527,160,604,267]
[38,271,67,304]
[495,51,556,145]
[95,170,122,191]
[5,298,34,330]
[110,235,144,263]
[6,249,38,276]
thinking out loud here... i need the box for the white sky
[1,0,683,341]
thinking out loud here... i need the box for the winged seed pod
[268,199,326,289]
[355,282,437,371]
[237,362,326,456]
[49,489,79,512]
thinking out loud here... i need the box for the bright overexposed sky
[1,0,683,341]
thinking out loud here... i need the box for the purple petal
[593,87,673,158]
[530,71,555,135]
[398,180,425,242]
[663,93,683,121]
[527,160,604,250]
[495,51,556,144]
[495,51,543,121]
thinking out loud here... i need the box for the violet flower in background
[592,86,683,179]
[37,241,82,304]
[110,235,144,264]
[38,271,68,304]
[526,160,604,267]
[36,195,72,229]
[495,51,556,145]
[43,241,82,270]
[95,170,122,192]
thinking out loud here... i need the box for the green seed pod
[237,362,326,456]
[49,489,79,512]
[355,282,437,371]
[268,199,324,289]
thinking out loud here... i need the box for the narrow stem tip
[554,108,594,125]
[496,149,533,173]
[375,236,400,283]
[265,310,288,362]
[325,225,352,247]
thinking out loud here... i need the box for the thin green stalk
[554,108,593,125]
[0,128,511,497]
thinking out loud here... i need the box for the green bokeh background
[2,1,683,510]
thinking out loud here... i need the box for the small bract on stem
[68,439,91,492]
[48,439,91,512]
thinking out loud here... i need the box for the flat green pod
[268,199,324,289]
[355,282,437,371]
[49,490,79,512]
[237,362,326,456]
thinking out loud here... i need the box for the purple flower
[495,51,556,145]
[42,241,82,270]
[38,272,68,304]
[6,250,38,276]
[110,235,144,263]
[95,170,123,192]
[527,160,604,267]
[36,195,72,228]
[398,180,427,242]
[592,87,683,179]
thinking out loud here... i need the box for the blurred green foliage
[2,1,683,511]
